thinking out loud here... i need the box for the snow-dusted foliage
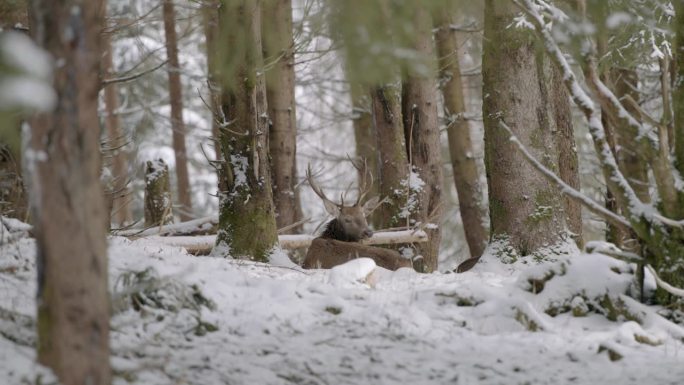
[0,32,56,113]
[2,229,684,384]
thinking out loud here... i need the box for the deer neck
[320,218,360,242]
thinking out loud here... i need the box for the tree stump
[145,159,173,227]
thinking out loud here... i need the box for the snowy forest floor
[2,235,684,385]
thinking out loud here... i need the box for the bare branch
[101,60,168,87]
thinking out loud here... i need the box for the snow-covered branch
[500,121,631,229]
[512,0,654,235]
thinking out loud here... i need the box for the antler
[306,164,339,208]
[349,156,374,205]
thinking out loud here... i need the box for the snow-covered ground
[2,234,684,385]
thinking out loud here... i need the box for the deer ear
[323,200,340,217]
[362,196,380,216]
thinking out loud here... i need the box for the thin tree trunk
[262,0,303,234]
[371,83,409,229]
[163,0,193,221]
[482,0,568,256]
[434,13,488,259]
[28,0,110,383]
[401,6,443,272]
[215,0,278,261]
[203,1,222,162]
[102,24,132,227]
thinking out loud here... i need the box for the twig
[101,60,168,87]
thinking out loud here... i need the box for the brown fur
[303,238,413,270]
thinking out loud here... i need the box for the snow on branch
[512,0,652,231]
[500,121,631,229]
[645,265,684,299]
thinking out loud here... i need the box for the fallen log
[143,229,429,255]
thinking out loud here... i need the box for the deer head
[306,160,380,242]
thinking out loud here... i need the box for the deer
[302,161,414,271]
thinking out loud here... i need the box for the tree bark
[102,22,132,227]
[401,6,443,272]
[163,0,193,221]
[552,65,583,245]
[482,0,568,256]
[434,13,488,259]
[215,0,279,261]
[371,83,410,229]
[350,83,382,226]
[28,0,110,383]
[203,0,221,160]
[262,0,303,234]
[674,0,684,178]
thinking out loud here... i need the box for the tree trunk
[401,6,443,272]
[674,0,684,177]
[102,23,132,227]
[203,0,221,160]
[350,83,382,226]
[434,13,488,259]
[482,0,568,256]
[215,0,278,261]
[552,65,583,245]
[28,1,110,383]
[371,83,410,229]
[0,0,28,221]
[262,0,303,234]
[163,0,193,221]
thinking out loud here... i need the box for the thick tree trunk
[0,0,27,30]
[401,6,443,272]
[674,0,684,177]
[434,14,488,259]
[102,25,132,227]
[163,0,193,221]
[262,0,303,234]
[371,83,410,229]
[349,83,382,226]
[215,0,278,261]
[482,0,568,256]
[551,66,583,245]
[28,1,110,383]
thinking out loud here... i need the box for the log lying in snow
[144,229,429,255]
[114,215,219,237]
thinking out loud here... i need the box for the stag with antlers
[302,160,413,271]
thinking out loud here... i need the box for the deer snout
[362,229,373,239]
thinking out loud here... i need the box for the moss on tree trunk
[215,0,278,262]
[482,0,569,257]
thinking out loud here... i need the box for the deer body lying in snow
[302,164,413,271]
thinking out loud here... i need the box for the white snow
[2,233,684,384]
